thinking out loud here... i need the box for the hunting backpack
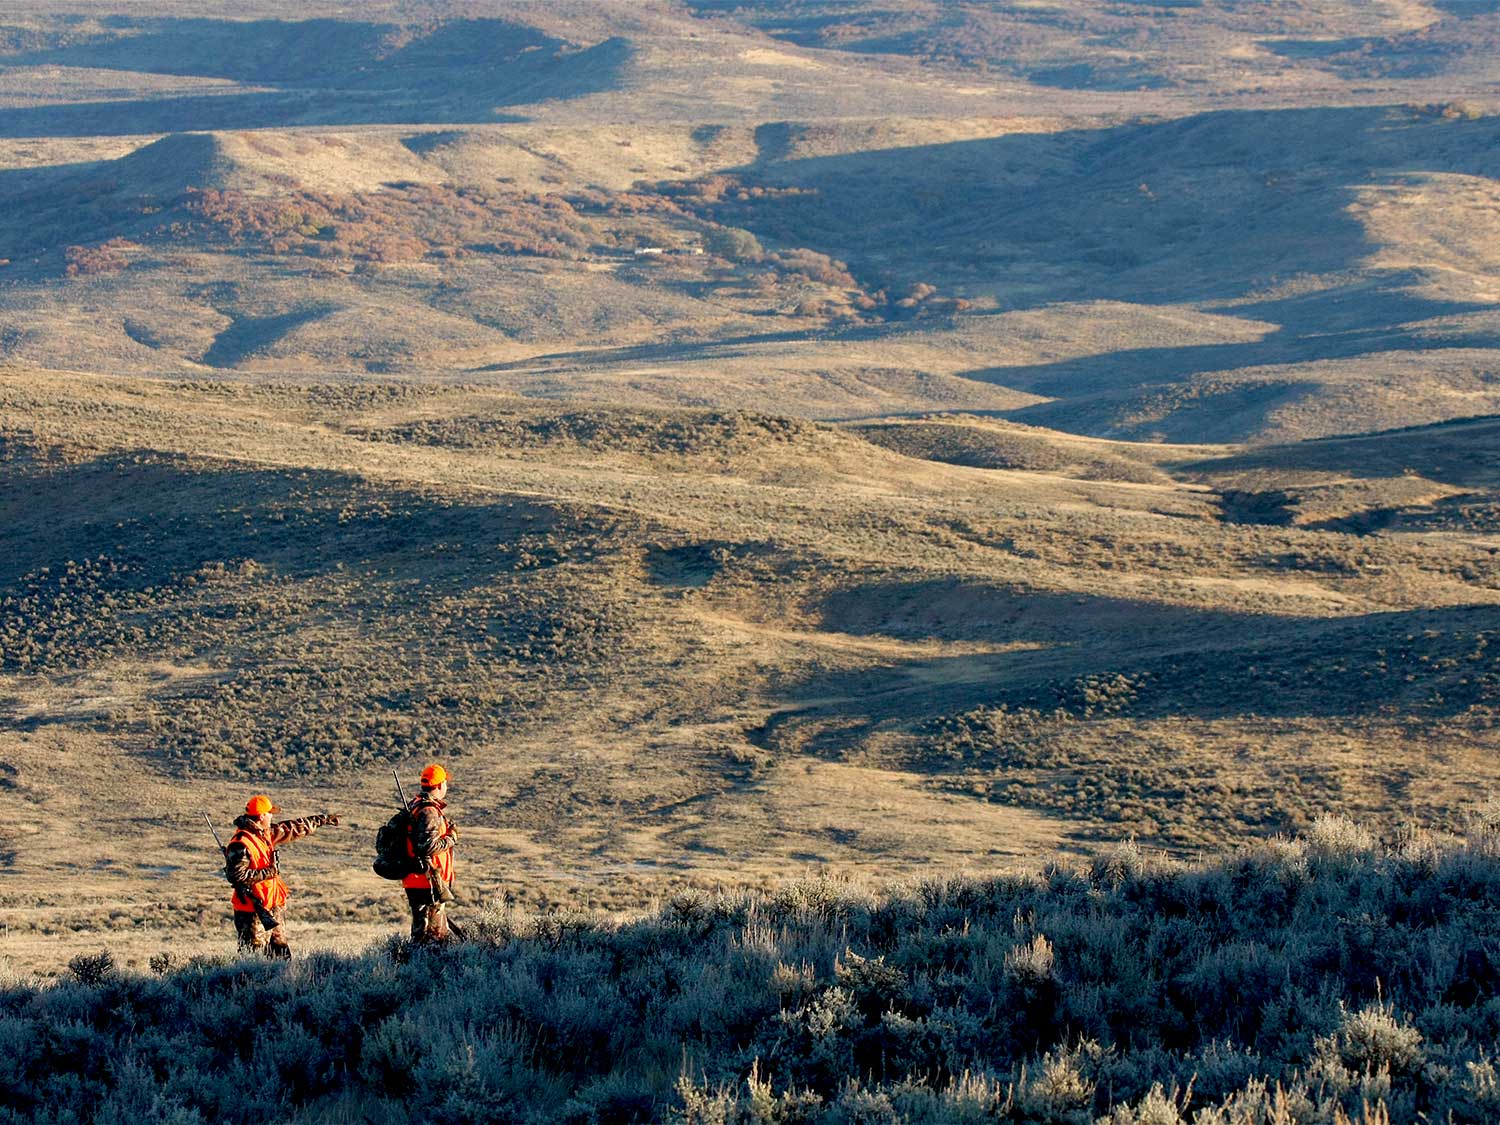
[373,808,418,880]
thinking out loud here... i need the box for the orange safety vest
[402,798,456,891]
[229,827,289,912]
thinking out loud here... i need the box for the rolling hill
[0,1,1498,988]
[2,368,1497,976]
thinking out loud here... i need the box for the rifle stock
[238,886,282,934]
[427,863,457,904]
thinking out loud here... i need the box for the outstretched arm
[267,813,338,846]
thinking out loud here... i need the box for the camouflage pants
[233,907,291,959]
[405,888,464,944]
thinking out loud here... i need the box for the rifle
[203,811,282,934]
[393,769,454,906]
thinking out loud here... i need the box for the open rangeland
[2,369,1497,979]
[0,0,1497,1005]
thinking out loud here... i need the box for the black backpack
[373,809,418,879]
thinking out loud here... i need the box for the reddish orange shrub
[63,238,136,278]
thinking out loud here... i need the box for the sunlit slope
[3,104,1498,439]
[4,370,1498,840]
[704,0,1500,94]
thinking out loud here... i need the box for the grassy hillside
[0,5,1495,441]
[2,0,1499,1002]
[2,372,1497,975]
[6,822,1500,1123]
[3,102,1499,438]
[691,0,1500,92]
[668,105,1500,440]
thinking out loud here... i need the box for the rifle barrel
[202,811,226,853]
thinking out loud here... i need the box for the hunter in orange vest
[225,794,339,958]
[403,764,463,943]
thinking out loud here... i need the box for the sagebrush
[7,820,1500,1122]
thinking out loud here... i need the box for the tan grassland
[2,369,1498,975]
[1,0,1499,976]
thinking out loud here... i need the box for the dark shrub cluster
[1,154,909,328]
[8,824,1500,1122]
[910,610,1498,848]
[127,523,640,778]
[62,237,137,278]
[353,407,825,459]
[931,616,1499,736]
[0,555,155,672]
[944,510,1493,592]
[2,176,627,275]
[139,566,637,778]
[1,455,648,778]
[659,172,971,318]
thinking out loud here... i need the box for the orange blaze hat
[420,764,447,790]
[245,795,279,816]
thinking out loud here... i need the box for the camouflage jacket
[408,797,456,863]
[403,796,457,888]
[225,814,325,885]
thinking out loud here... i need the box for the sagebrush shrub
[11,830,1500,1122]
[65,949,115,985]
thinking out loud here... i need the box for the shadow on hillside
[1260,37,1444,81]
[756,588,1500,758]
[960,306,1500,402]
[0,19,629,136]
[818,578,1286,648]
[472,326,863,373]
[0,452,589,591]
[0,157,146,264]
[1181,416,1500,487]
[1262,5,1500,80]
[960,283,1500,399]
[717,105,1500,312]
[1434,0,1500,12]
[0,93,531,138]
[751,578,1316,748]
[199,307,338,369]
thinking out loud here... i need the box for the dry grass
[13,829,1500,1122]
[2,370,1498,975]
[0,1,1499,984]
